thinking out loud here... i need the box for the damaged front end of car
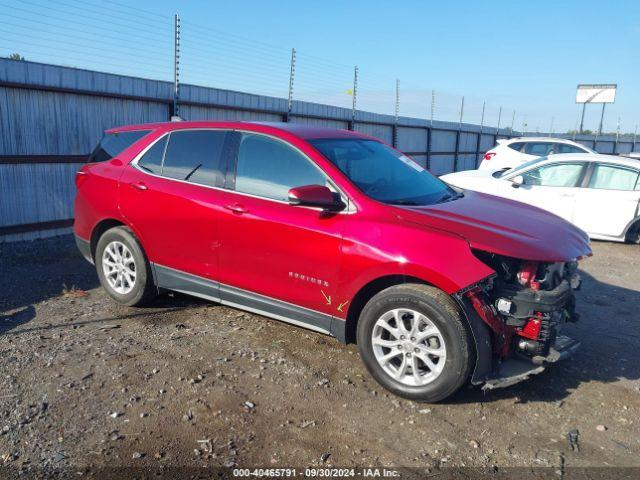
[455,251,586,390]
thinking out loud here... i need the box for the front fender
[336,220,495,315]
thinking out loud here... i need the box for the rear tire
[95,226,156,306]
[356,283,474,402]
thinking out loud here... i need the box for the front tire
[357,284,474,402]
[95,226,156,306]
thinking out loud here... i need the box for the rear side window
[88,130,150,163]
[234,133,327,201]
[523,142,553,156]
[161,130,228,186]
[588,164,639,191]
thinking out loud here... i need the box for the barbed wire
[2,0,634,133]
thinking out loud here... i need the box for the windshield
[499,156,549,178]
[310,138,457,206]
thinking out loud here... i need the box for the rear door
[573,163,640,238]
[499,162,586,222]
[119,129,232,280]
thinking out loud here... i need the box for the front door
[215,132,346,331]
[500,162,585,223]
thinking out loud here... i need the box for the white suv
[479,137,596,171]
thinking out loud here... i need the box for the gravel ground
[0,235,638,478]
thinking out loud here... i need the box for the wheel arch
[338,274,494,386]
[624,215,640,243]
[341,274,430,344]
[89,218,127,261]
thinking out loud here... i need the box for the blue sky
[4,0,639,133]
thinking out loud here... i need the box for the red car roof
[106,121,374,141]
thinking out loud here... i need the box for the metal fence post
[393,79,399,148]
[426,126,432,171]
[454,129,460,172]
[633,124,638,152]
[349,66,358,131]
[285,48,296,122]
[453,96,463,172]
[171,13,180,120]
[549,116,554,136]
[615,116,620,153]
[496,106,502,134]
[511,110,516,134]
[475,101,485,167]
[430,89,435,127]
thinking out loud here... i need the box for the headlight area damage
[455,251,585,390]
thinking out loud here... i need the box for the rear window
[88,130,151,163]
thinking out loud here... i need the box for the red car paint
[74,121,591,329]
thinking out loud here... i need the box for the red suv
[74,122,591,402]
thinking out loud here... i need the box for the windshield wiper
[390,200,420,206]
[437,191,463,203]
[184,163,203,181]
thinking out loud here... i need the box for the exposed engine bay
[457,251,585,389]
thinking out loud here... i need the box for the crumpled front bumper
[482,334,581,390]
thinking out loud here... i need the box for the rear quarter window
[88,130,151,163]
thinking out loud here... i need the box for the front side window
[521,163,584,187]
[523,142,553,156]
[499,156,548,178]
[89,130,151,163]
[161,130,228,187]
[235,133,327,201]
[556,143,586,154]
[588,164,639,191]
[311,138,454,206]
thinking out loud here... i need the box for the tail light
[483,152,496,161]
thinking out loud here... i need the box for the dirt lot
[0,235,639,478]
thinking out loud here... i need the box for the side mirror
[288,185,346,212]
[510,175,524,188]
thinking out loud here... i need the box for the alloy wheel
[102,241,137,295]
[371,308,447,386]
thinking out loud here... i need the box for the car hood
[395,190,591,262]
